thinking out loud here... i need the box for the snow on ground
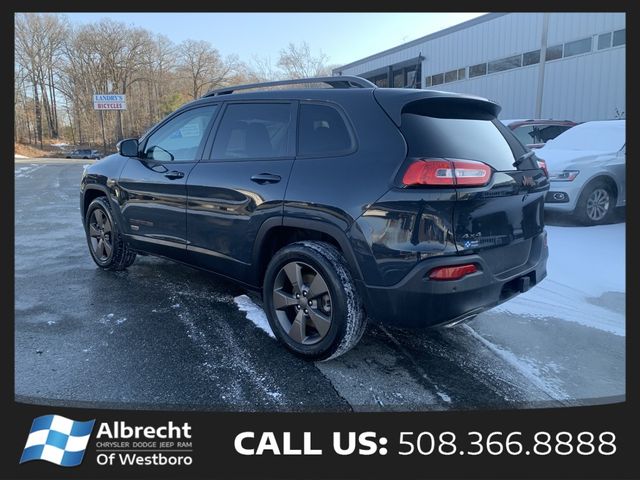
[493,223,625,336]
[15,154,28,159]
[230,222,624,404]
[234,294,275,338]
[15,164,45,178]
[464,325,569,400]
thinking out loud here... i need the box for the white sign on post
[93,94,127,110]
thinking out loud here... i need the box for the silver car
[65,148,101,160]
[537,120,625,225]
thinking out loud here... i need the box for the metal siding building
[334,13,625,122]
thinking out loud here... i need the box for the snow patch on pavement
[15,164,45,178]
[494,224,625,336]
[234,295,275,338]
[464,325,569,401]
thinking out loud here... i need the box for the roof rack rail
[203,75,376,97]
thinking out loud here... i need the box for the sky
[63,12,487,68]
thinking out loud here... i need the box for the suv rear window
[297,103,354,156]
[400,103,526,172]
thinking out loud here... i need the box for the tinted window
[523,49,540,66]
[545,44,563,61]
[513,124,572,146]
[469,63,487,78]
[143,105,217,161]
[598,32,612,50]
[457,68,466,80]
[400,112,519,172]
[424,76,432,87]
[298,104,353,156]
[612,29,625,46]
[512,125,535,146]
[212,103,292,160]
[564,38,591,57]
[488,55,521,74]
[430,73,444,86]
[444,70,457,83]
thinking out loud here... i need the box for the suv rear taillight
[536,158,549,177]
[402,158,492,187]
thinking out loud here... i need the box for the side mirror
[117,138,139,157]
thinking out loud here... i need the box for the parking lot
[14,160,625,411]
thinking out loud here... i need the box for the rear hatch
[378,92,549,276]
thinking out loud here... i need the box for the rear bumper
[358,231,548,327]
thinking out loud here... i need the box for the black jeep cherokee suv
[81,76,549,360]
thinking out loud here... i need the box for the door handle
[164,171,185,180]
[250,173,281,184]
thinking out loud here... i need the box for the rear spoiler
[373,89,501,126]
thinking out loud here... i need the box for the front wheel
[263,241,366,361]
[84,197,136,270]
[575,181,615,225]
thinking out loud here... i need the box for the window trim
[295,100,358,159]
[139,103,220,164]
[203,100,298,163]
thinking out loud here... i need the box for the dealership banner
[2,402,634,479]
[93,94,127,110]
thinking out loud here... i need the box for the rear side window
[212,103,293,160]
[400,104,524,171]
[297,103,354,156]
[514,124,572,145]
[512,125,536,145]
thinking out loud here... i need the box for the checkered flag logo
[20,415,95,467]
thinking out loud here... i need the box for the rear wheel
[85,197,136,270]
[263,241,366,361]
[575,181,615,225]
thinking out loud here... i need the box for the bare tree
[276,41,331,79]
[177,40,238,98]
[14,14,337,152]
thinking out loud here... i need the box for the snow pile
[494,223,625,336]
[15,154,28,159]
[234,295,275,338]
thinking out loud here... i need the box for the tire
[575,180,616,225]
[263,241,366,361]
[84,196,136,270]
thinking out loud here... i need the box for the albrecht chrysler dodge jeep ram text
[81,76,549,360]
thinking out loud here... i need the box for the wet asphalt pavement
[14,160,625,411]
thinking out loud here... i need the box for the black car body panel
[81,82,549,328]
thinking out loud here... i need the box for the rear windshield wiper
[513,150,534,169]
